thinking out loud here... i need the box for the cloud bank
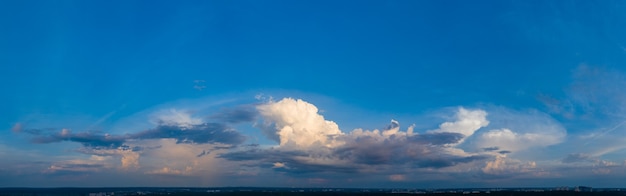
[223,98,498,176]
[13,96,573,185]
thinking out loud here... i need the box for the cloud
[146,166,193,175]
[43,156,114,175]
[130,123,245,145]
[120,150,140,169]
[44,163,106,175]
[136,139,229,178]
[482,147,499,151]
[220,147,358,173]
[498,150,511,154]
[31,128,126,148]
[429,108,489,141]
[76,146,141,169]
[196,150,210,157]
[334,128,485,168]
[19,108,247,149]
[388,174,406,181]
[481,155,537,176]
[151,109,203,129]
[222,98,492,175]
[474,108,566,153]
[558,153,624,175]
[256,98,343,149]
[272,162,286,168]
[27,123,245,149]
[210,106,258,124]
[14,96,574,184]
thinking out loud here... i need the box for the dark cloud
[22,123,245,149]
[196,150,210,157]
[482,147,500,151]
[334,137,404,165]
[130,123,245,145]
[212,145,238,150]
[498,150,512,154]
[408,132,465,145]
[210,106,258,124]
[219,148,358,174]
[118,145,145,152]
[221,131,490,174]
[31,131,126,148]
[334,132,483,168]
[422,155,489,168]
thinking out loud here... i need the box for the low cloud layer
[19,109,248,149]
[12,96,575,185]
[14,107,250,174]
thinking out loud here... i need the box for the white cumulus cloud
[257,98,344,149]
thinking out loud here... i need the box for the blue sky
[2,0,626,188]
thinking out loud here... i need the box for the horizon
[3,0,626,188]
[0,186,609,189]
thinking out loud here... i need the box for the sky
[2,0,626,188]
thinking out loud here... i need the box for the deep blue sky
[2,0,626,188]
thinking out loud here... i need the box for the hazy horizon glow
[3,0,626,188]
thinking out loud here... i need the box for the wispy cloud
[473,107,566,153]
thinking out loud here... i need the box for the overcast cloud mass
[3,0,626,188]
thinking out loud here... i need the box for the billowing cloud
[76,146,141,169]
[137,138,228,178]
[223,98,492,175]
[13,96,574,185]
[481,155,537,176]
[256,98,343,149]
